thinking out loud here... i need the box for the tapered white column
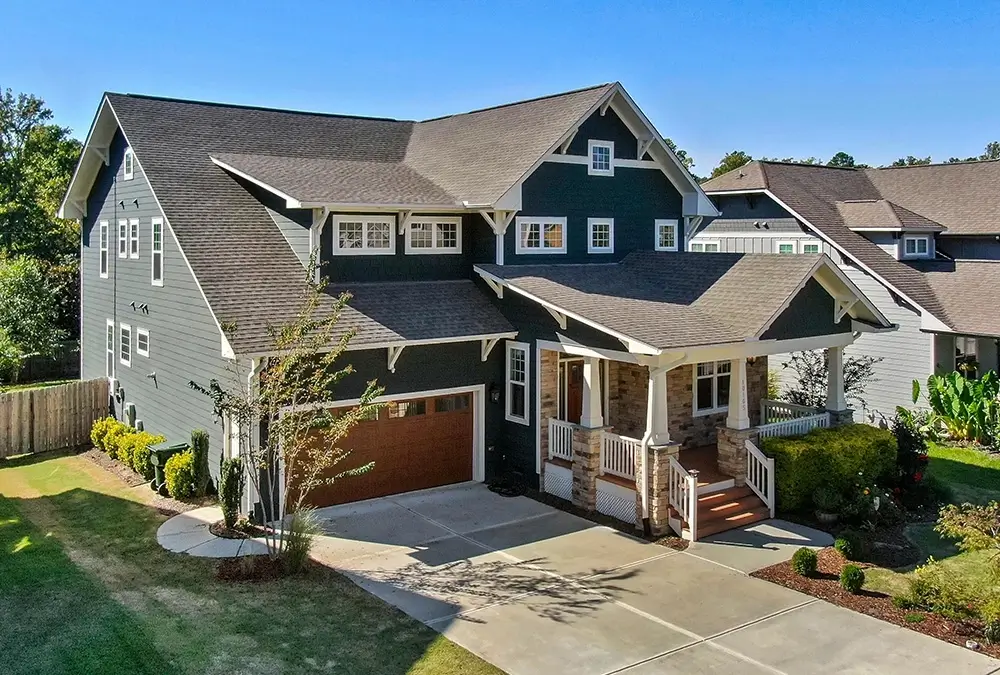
[646,368,670,445]
[826,346,847,411]
[726,358,751,430]
[580,357,604,428]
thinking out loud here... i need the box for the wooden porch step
[670,485,770,540]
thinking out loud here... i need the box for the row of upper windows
[97,218,164,286]
[107,320,150,374]
[514,218,680,255]
[686,239,821,254]
[333,216,461,256]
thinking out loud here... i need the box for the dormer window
[588,140,614,176]
[332,216,395,255]
[903,235,930,258]
[123,147,134,180]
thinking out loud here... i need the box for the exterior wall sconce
[489,384,501,404]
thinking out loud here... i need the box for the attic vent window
[123,147,134,180]
[588,140,614,176]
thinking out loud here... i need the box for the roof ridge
[867,158,1000,171]
[758,160,859,171]
[418,82,615,123]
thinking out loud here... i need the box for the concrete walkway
[156,506,268,557]
[310,483,1000,675]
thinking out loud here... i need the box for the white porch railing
[600,431,640,480]
[668,455,699,540]
[760,399,822,425]
[745,439,776,518]
[757,412,830,438]
[548,418,575,461]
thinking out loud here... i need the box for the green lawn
[1,378,76,393]
[0,453,502,675]
[865,442,1000,599]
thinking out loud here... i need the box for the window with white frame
[777,241,796,254]
[123,147,134,180]
[694,360,731,414]
[956,336,979,378]
[588,140,614,176]
[128,218,139,259]
[332,216,395,255]
[99,221,109,278]
[118,219,127,258]
[689,240,720,252]
[505,341,529,424]
[516,217,566,254]
[903,235,930,257]
[587,218,614,253]
[405,217,461,254]
[151,217,163,286]
[105,319,115,378]
[120,323,132,367]
[654,219,678,251]
[802,241,821,254]
[136,328,150,357]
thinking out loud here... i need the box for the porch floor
[678,444,730,488]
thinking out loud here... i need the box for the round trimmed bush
[834,529,865,561]
[791,547,818,576]
[164,449,196,500]
[840,564,865,594]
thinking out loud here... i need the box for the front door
[565,361,583,424]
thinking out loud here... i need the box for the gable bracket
[397,210,413,235]
[835,298,858,323]
[483,277,504,299]
[545,307,568,330]
[559,129,578,154]
[599,97,612,116]
[311,206,330,229]
[637,137,654,160]
[73,199,87,218]
[92,145,109,166]
[478,209,517,235]
[387,345,405,373]
[481,337,500,362]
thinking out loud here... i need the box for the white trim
[387,344,405,373]
[150,217,164,286]
[119,323,132,368]
[505,341,530,425]
[98,220,109,278]
[535,341,543,473]
[123,147,134,180]
[536,338,641,365]
[690,231,817,240]
[403,216,462,255]
[654,219,679,251]
[587,217,614,254]
[544,153,659,170]
[331,214,396,256]
[800,241,822,254]
[128,217,139,259]
[481,337,499,361]
[587,139,614,176]
[105,318,115,379]
[117,219,127,258]
[692,360,731,417]
[515,217,567,254]
[776,240,797,254]
[902,234,930,258]
[209,155,300,205]
[136,327,150,357]
[702,188,768,196]
[688,239,720,252]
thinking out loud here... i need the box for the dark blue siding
[761,279,851,340]
[565,109,641,160]
[937,236,1000,260]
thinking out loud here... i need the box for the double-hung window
[123,147,135,180]
[405,217,461,254]
[516,217,566,254]
[120,323,132,368]
[151,217,164,285]
[118,219,128,258]
[136,328,150,357]
[802,242,821,254]
[694,360,731,415]
[654,219,679,251]
[332,216,395,255]
[128,218,139,258]
[777,241,796,254]
[505,341,529,424]
[105,319,115,378]
[588,140,614,176]
[99,221,109,278]
[587,218,614,254]
[903,235,929,258]
[689,240,720,252]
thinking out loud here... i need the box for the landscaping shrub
[791,547,818,576]
[762,424,897,512]
[122,431,164,478]
[839,564,865,593]
[191,429,211,497]
[812,485,842,514]
[985,620,1000,645]
[904,613,925,624]
[905,559,980,620]
[914,371,1000,445]
[165,450,196,500]
[834,529,865,561]
[219,457,245,528]
[283,507,320,574]
[90,417,124,452]
[892,594,914,609]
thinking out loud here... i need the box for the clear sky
[5,0,999,173]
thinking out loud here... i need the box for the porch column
[580,357,604,428]
[825,346,853,426]
[726,358,751,430]
[646,368,670,445]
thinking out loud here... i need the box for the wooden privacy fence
[0,379,110,458]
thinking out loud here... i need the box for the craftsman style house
[61,83,892,539]
[699,160,1000,424]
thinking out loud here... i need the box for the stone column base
[634,442,680,536]
[827,408,855,427]
[571,426,604,511]
[716,426,759,486]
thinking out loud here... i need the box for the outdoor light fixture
[489,384,501,404]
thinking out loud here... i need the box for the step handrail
[667,455,698,541]
[745,438,775,518]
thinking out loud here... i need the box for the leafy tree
[827,152,856,168]
[780,350,882,409]
[664,138,694,170]
[889,155,932,167]
[761,156,821,165]
[710,150,753,179]
[0,255,67,363]
[191,257,383,563]
[983,141,1000,160]
[0,328,23,387]
[936,501,1000,572]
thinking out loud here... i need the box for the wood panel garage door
[295,392,474,508]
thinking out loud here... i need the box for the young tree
[190,258,383,561]
[827,152,856,168]
[888,155,932,167]
[780,350,882,410]
[709,150,753,179]
[0,255,67,364]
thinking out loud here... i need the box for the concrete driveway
[312,483,1000,675]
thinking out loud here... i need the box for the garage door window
[435,394,470,412]
[389,400,426,418]
[506,341,529,424]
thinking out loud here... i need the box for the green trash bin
[149,440,189,496]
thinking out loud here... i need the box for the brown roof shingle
[908,260,1000,338]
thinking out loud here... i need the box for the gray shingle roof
[477,251,833,350]
[699,217,802,234]
[908,260,1000,338]
[836,200,945,231]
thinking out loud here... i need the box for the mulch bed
[753,547,997,657]
[209,519,268,540]
[215,555,287,582]
[80,448,202,517]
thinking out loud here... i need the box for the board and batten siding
[689,231,836,256]
[81,129,231,475]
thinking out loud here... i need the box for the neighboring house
[60,83,891,539]
[699,160,1000,422]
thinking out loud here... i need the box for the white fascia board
[812,257,893,327]
[59,96,117,219]
[668,331,857,366]
[209,156,301,206]
[298,200,466,212]
[701,188,769,196]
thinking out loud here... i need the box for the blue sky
[6,0,998,172]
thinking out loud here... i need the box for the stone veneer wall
[538,350,560,477]
[607,361,648,437]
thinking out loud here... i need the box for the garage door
[294,392,474,508]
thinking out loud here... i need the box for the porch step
[670,486,770,540]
